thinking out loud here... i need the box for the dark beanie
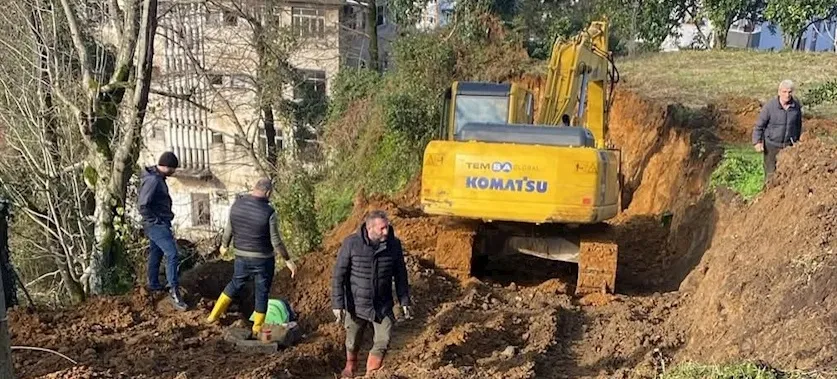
[158,151,179,168]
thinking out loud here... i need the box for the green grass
[661,362,837,379]
[708,143,765,200]
[617,50,837,118]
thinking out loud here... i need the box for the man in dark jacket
[206,178,298,338]
[332,210,412,378]
[138,151,187,311]
[753,79,803,181]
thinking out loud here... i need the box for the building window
[208,74,223,86]
[342,5,367,31]
[293,69,327,100]
[376,5,386,26]
[292,8,325,39]
[259,128,284,155]
[382,51,390,70]
[211,131,223,144]
[151,125,164,139]
[191,193,211,227]
[223,10,238,26]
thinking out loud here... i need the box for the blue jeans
[144,224,179,290]
[223,256,275,314]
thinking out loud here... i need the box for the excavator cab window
[453,95,509,136]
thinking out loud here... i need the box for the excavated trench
[10,88,837,378]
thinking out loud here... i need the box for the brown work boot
[341,351,358,378]
[365,353,384,376]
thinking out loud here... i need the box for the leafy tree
[764,0,837,49]
[702,0,766,48]
[597,0,692,55]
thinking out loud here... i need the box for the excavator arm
[534,20,616,149]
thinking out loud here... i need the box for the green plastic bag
[250,299,295,325]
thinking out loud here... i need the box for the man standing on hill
[752,79,803,181]
[331,210,412,378]
[138,151,187,311]
[207,178,298,339]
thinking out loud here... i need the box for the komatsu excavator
[420,20,621,295]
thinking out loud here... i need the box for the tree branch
[149,88,212,112]
[58,0,92,89]
[109,0,139,86]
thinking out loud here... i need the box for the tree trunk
[0,269,13,379]
[713,29,728,49]
[85,0,159,295]
[262,105,278,167]
[366,0,380,71]
[809,21,819,51]
[0,202,13,379]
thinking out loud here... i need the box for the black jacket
[752,96,803,148]
[137,166,174,227]
[331,222,410,323]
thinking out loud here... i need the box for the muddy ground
[9,88,837,378]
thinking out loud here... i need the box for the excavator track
[576,231,618,295]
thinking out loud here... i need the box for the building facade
[136,0,396,239]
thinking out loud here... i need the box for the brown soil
[677,138,837,369]
[9,88,837,378]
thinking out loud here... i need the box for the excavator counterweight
[420,19,621,295]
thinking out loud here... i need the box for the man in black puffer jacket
[331,210,412,378]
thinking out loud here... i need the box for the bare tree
[13,0,162,295]
[0,1,94,302]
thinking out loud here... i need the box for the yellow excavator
[420,20,622,295]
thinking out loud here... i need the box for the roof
[456,82,512,96]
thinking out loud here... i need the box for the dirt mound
[34,366,142,379]
[677,137,837,369]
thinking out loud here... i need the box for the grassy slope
[617,50,837,118]
[618,52,837,376]
[662,362,837,379]
[618,50,837,199]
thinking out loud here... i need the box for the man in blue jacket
[752,79,803,181]
[138,151,187,311]
[331,210,412,377]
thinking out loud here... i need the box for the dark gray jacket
[137,166,174,227]
[752,96,803,148]
[221,194,289,260]
[331,223,410,323]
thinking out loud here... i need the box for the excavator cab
[439,82,535,141]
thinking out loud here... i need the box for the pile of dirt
[676,138,837,369]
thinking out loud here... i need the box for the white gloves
[332,306,412,325]
[285,260,297,278]
[402,306,413,320]
[333,309,345,324]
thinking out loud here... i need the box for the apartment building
[138,0,396,239]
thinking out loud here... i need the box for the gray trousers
[344,313,393,357]
[763,144,782,181]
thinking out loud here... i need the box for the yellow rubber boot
[206,293,232,323]
[252,312,266,338]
